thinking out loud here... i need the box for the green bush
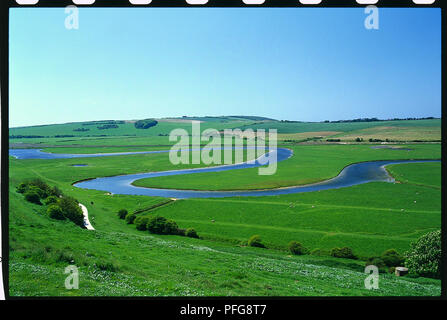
[248,235,265,248]
[117,209,128,219]
[58,196,84,227]
[125,213,136,224]
[44,196,59,205]
[405,230,441,279]
[146,216,179,235]
[381,249,404,267]
[330,247,357,260]
[185,228,199,238]
[288,241,306,255]
[24,191,41,205]
[28,186,47,199]
[47,205,65,220]
[134,216,150,231]
[16,182,28,194]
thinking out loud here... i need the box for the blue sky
[9,7,441,127]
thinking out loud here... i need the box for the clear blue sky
[9,7,441,127]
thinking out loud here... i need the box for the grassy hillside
[8,117,442,296]
[9,188,440,296]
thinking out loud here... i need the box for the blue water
[10,148,439,199]
[9,148,172,160]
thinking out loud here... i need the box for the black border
[1,0,445,309]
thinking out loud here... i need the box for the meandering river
[10,148,439,199]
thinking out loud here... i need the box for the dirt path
[79,203,95,230]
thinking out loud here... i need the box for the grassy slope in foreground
[132,144,440,191]
[9,190,440,296]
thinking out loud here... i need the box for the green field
[8,117,442,296]
[133,144,440,191]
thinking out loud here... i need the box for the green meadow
[8,117,442,296]
[133,144,440,191]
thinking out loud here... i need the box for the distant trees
[97,124,119,130]
[73,128,90,132]
[134,119,158,130]
[323,117,438,124]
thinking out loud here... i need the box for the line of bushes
[17,179,85,228]
[117,208,199,239]
[97,124,119,130]
[245,231,441,279]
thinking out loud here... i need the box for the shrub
[330,247,357,260]
[44,196,59,205]
[381,249,404,267]
[248,235,265,248]
[288,241,306,255]
[16,182,28,194]
[125,213,136,224]
[24,191,41,204]
[117,209,128,220]
[185,228,199,238]
[50,186,63,197]
[28,186,47,199]
[59,196,84,227]
[134,216,150,231]
[404,230,441,279]
[147,216,179,235]
[47,205,65,220]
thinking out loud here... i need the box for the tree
[117,209,128,219]
[405,230,441,278]
[47,205,65,220]
[125,213,136,224]
[44,196,59,205]
[59,196,84,227]
[134,216,150,231]
[146,216,179,235]
[24,191,41,205]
